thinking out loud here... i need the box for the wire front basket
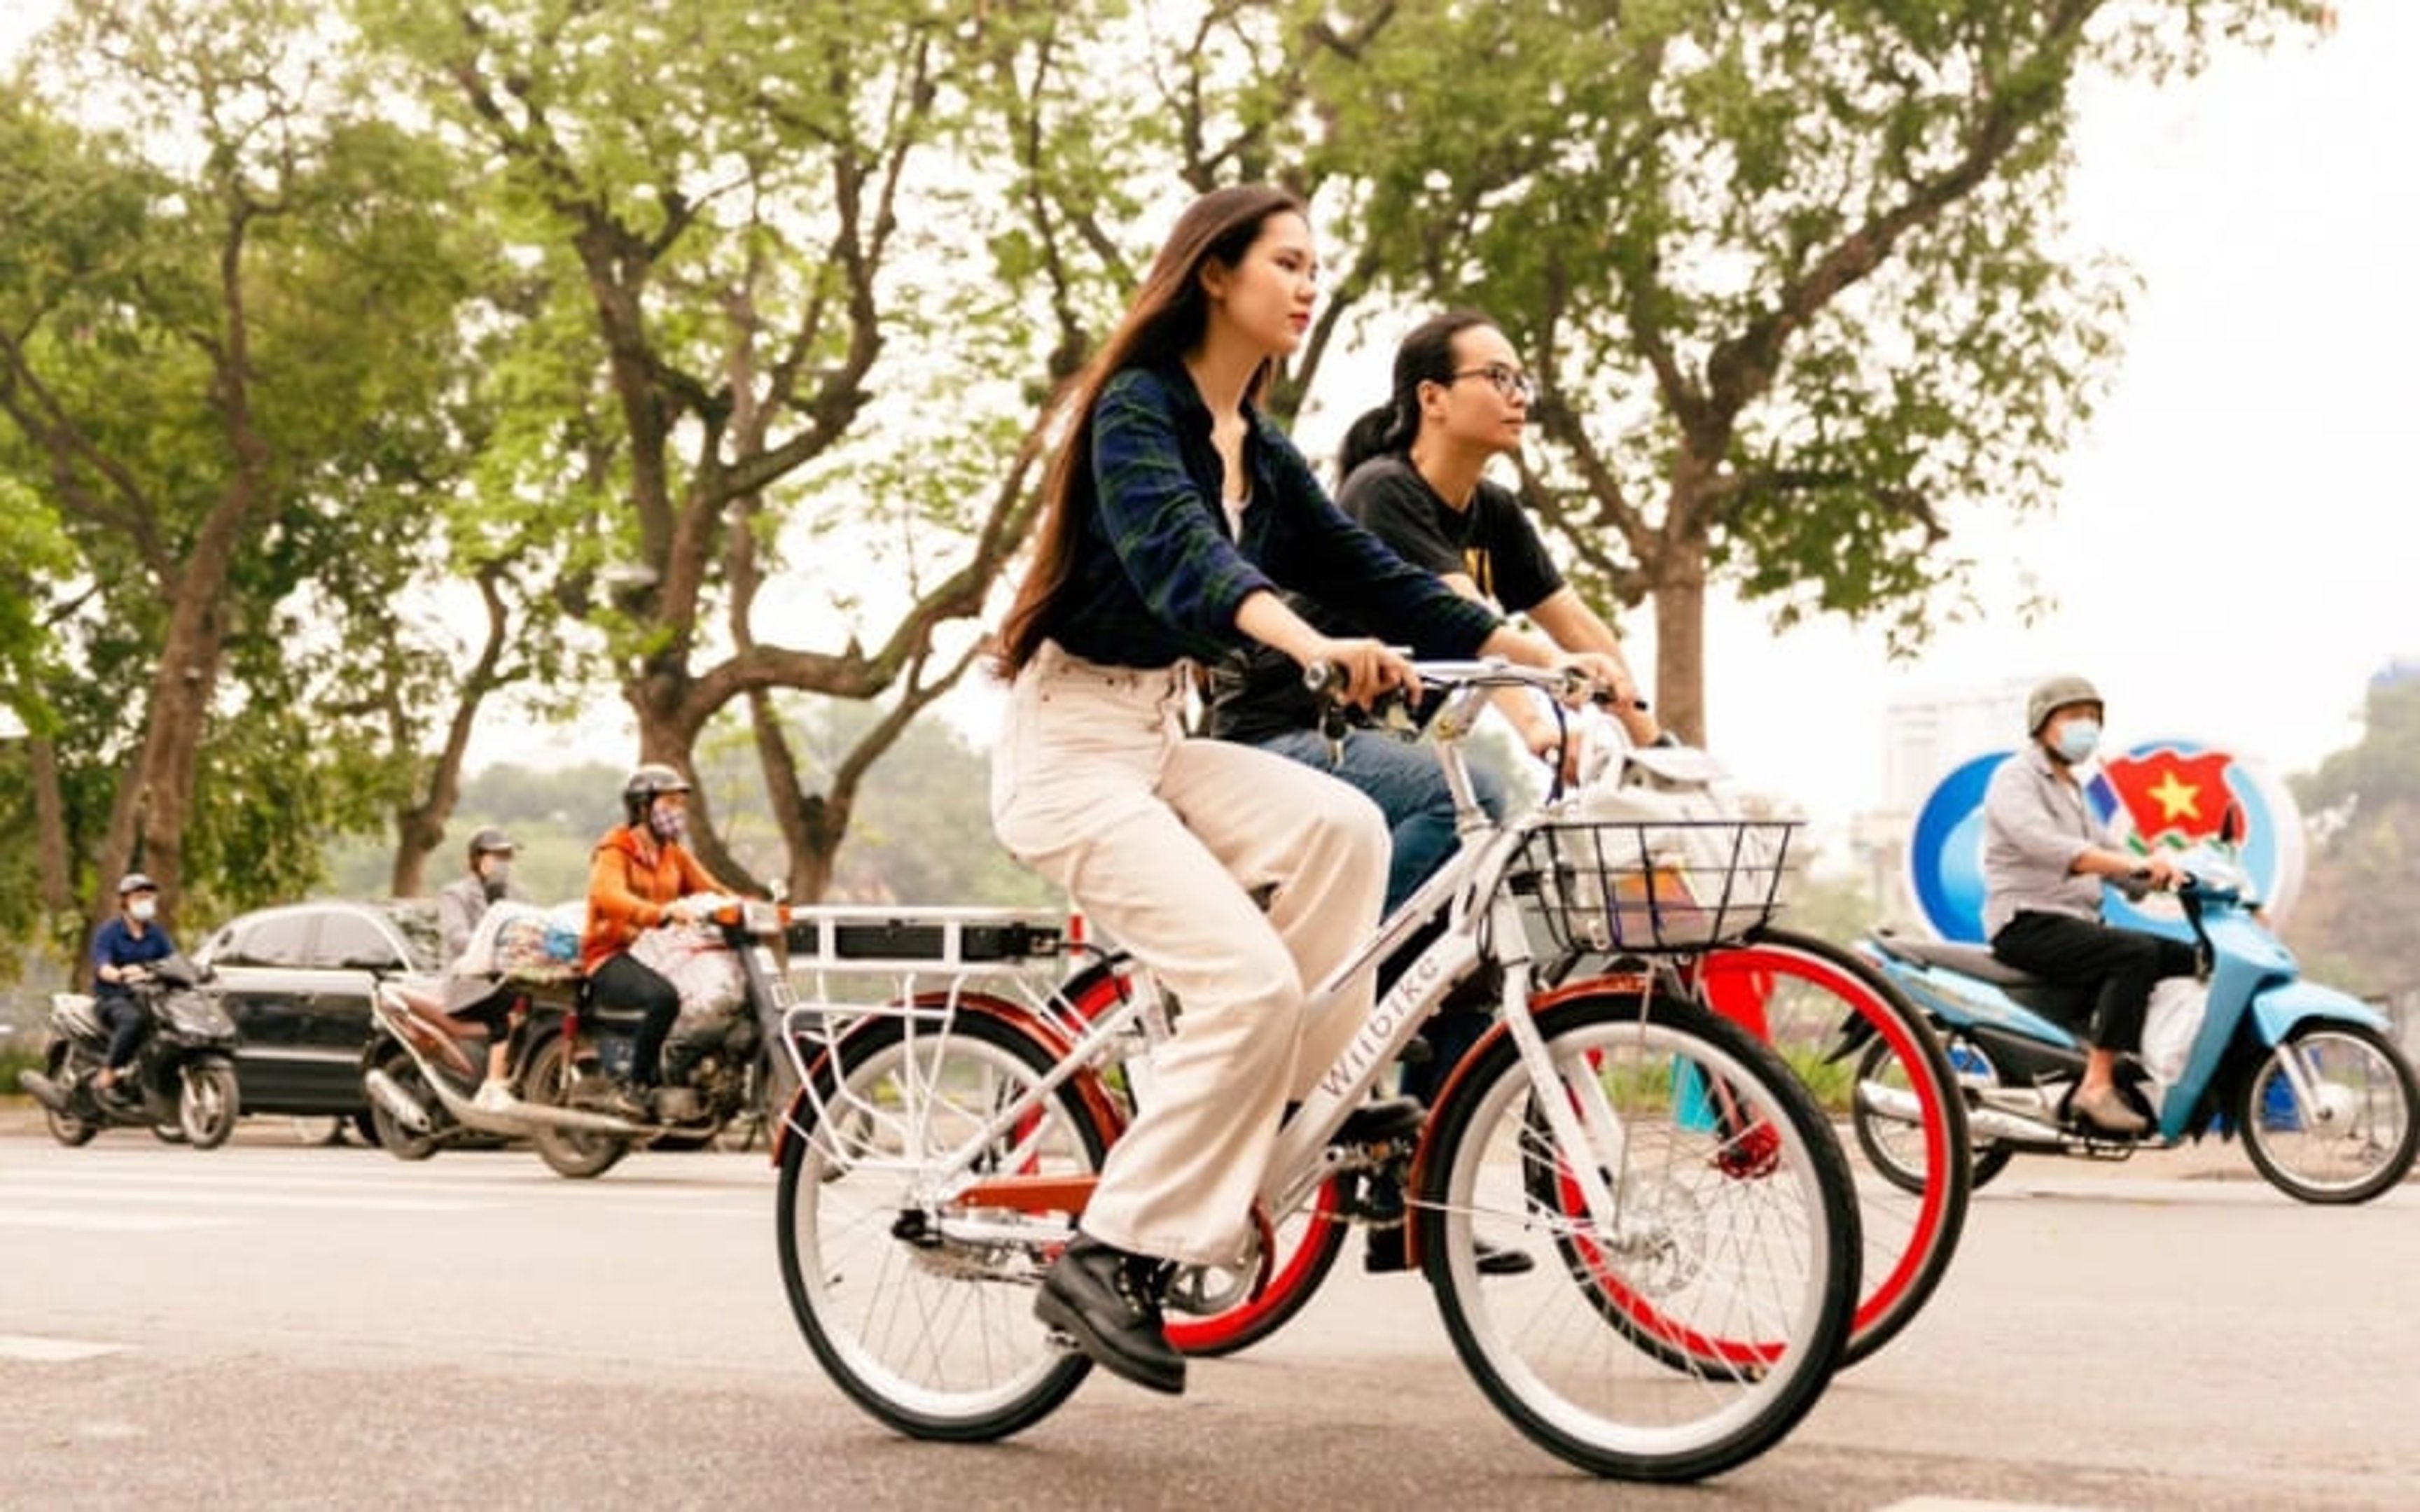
[1515,818,1799,954]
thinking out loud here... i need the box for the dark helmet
[466,827,517,864]
[116,871,159,897]
[622,762,692,825]
[2026,674,2104,736]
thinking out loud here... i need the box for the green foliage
[2285,676,2420,1003]
[2295,678,2420,816]
[0,0,2344,964]
[1294,0,2331,715]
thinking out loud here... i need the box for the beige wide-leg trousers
[991,641,1388,1266]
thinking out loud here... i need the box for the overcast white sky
[8,2,2412,835]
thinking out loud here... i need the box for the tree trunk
[1652,536,1710,748]
[388,570,513,899]
[93,530,240,937]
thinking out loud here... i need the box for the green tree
[347,0,1191,902]
[0,0,486,940]
[1298,0,2334,743]
[2287,675,2420,1006]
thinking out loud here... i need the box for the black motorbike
[519,899,791,1179]
[18,954,243,1149]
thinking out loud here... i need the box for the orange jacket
[581,825,732,972]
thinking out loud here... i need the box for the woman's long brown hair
[994,183,1307,678]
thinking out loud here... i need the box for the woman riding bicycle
[989,184,1620,1396]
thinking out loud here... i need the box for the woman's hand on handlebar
[1301,636,1419,711]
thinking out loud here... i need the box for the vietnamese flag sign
[2099,747,2241,846]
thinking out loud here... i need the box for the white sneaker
[473,1081,515,1114]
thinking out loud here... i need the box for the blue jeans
[1253,727,1510,1107]
[1253,727,1506,914]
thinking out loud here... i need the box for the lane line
[0,1184,494,1212]
[0,1332,132,1362]
[0,1210,232,1233]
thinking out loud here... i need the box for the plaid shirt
[1036,363,1501,668]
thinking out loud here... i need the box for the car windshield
[379,900,447,973]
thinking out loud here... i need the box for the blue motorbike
[1855,822,2416,1203]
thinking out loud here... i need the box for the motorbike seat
[385,982,490,1042]
[1875,931,2043,988]
[1874,930,2098,1027]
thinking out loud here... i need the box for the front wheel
[777,1010,1115,1442]
[179,1058,241,1149]
[41,1044,99,1147]
[524,1037,630,1180]
[1421,989,1859,1483]
[2239,1022,2419,1204]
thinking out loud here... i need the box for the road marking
[1880,1500,2118,1511]
[0,1210,233,1233]
[0,1333,133,1362]
[0,1184,492,1212]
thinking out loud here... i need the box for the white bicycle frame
[775,661,1683,1253]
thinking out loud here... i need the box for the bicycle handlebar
[1301,656,1621,705]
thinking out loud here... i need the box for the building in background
[1849,678,2031,924]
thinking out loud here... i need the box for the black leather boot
[1034,1235,1186,1394]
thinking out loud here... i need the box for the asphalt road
[2,1113,2416,1511]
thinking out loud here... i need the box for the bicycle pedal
[1041,1326,1081,1352]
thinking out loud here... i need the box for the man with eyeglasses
[1204,309,1658,1276]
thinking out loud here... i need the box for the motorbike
[359,974,578,1161]
[17,954,244,1149]
[1857,819,2419,1203]
[517,895,792,1179]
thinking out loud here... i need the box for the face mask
[649,805,686,843]
[128,897,158,923]
[2053,718,2101,764]
[481,863,510,900]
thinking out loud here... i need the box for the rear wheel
[1933,1036,2017,1190]
[1698,929,1969,1367]
[524,1037,630,1180]
[367,1048,443,1162]
[776,1010,1113,1442]
[2239,1022,2419,1204]
[178,1058,241,1149]
[1426,989,1858,1482]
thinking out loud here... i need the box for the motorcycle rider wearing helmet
[438,827,527,966]
[89,872,175,1098]
[581,764,738,1119]
[1981,675,2194,1138]
[438,827,531,1113]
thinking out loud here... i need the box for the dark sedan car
[191,899,445,1120]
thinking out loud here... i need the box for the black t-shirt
[1204,455,1566,743]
